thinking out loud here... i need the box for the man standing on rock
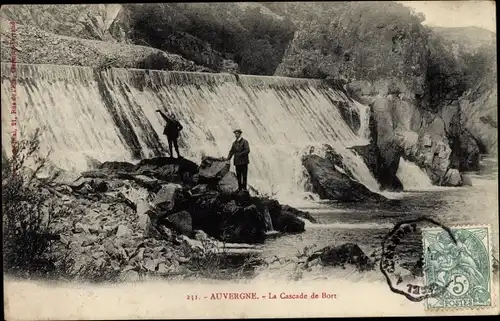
[225,129,250,191]
[156,110,183,158]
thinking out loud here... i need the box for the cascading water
[396,157,433,190]
[1,63,380,202]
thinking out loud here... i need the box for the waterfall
[396,158,433,190]
[356,101,371,140]
[1,63,380,201]
[262,207,276,233]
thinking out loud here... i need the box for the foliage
[126,3,295,75]
[2,128,57,276]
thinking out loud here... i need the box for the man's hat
[233,129,242,134]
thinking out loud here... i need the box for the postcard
[2,2,498,319]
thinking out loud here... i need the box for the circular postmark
[380,217,456,302]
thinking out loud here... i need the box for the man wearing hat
[226,129,250,191]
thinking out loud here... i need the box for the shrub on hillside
[2,128,57,276]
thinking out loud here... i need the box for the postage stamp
[422,225,494,310]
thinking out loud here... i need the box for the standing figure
[226,129,250,191]
[156,110,183,158]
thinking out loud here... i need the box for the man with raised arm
[226,129,250,191]
[156,110,183,158]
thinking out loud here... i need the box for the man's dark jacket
[160,115,183,139]
[228,138,250,166]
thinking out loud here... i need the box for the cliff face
[0,4,130,43]
[271,2,496,186]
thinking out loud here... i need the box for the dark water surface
[260,156,498,270]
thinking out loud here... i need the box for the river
[255,155,498,281]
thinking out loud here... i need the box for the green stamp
[422,226,493,310]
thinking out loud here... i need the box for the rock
[136,198,150,216]
[222,204,267,244]
[442,168,463,186]
[120,270,139,282]
[198,156,230,183]
[222,200,240,215]
[91,178,108,193]
[158,226,174,240]
[50,169,83,186]
[88,224,101,235]
[63,176,91,189]
[116,224,132,238]
[152,183,183,212]
[133,157,198,182]
[462,174,473,186]
[164,211,193,236]
[55,184,73,194]
[132,175,162,190]
[81,235,98,247]
[308,243,373,270]
[100,161,135,173]
[74,222,90,234]
[138,214,151,232]
[157,263,169,274]
[144,258,159,272]
[450,130,482,171]
[194,230,209,241]
[281,205,317,224]
[273,212,305,233]
[302,154,386,202]
[84,155,102,169]
[81,170,109,179]
[105,179,127,191]
[81,183,94,194]
[91,251,106,260]
[218,171,239,193]
[190,184,209,195]
[154,164,180,181]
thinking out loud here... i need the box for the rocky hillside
[0,19,202,71]
[0,4,130,43]
[267,2,496,188]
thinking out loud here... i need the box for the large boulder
[273,212,304,233]
[302,154,386,202]
[152,183,184,213]
[132,157,198,183]
[198,156,230,183]
[449,129,482,172]
[131,175,163,191]
[218,171,239,193]
[249,197,315,232]
[164,211,193,237]
[281,205,317,224]
[442,168,463,186]
[188,192,223,237]
[99,161,136,172]
[307,243,374,270]
[221,204,267,244]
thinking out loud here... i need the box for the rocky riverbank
[20,155,318,282]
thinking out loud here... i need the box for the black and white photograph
[1,1,498,318]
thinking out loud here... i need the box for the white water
[396,157,433,190]
[1,63,379,202]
